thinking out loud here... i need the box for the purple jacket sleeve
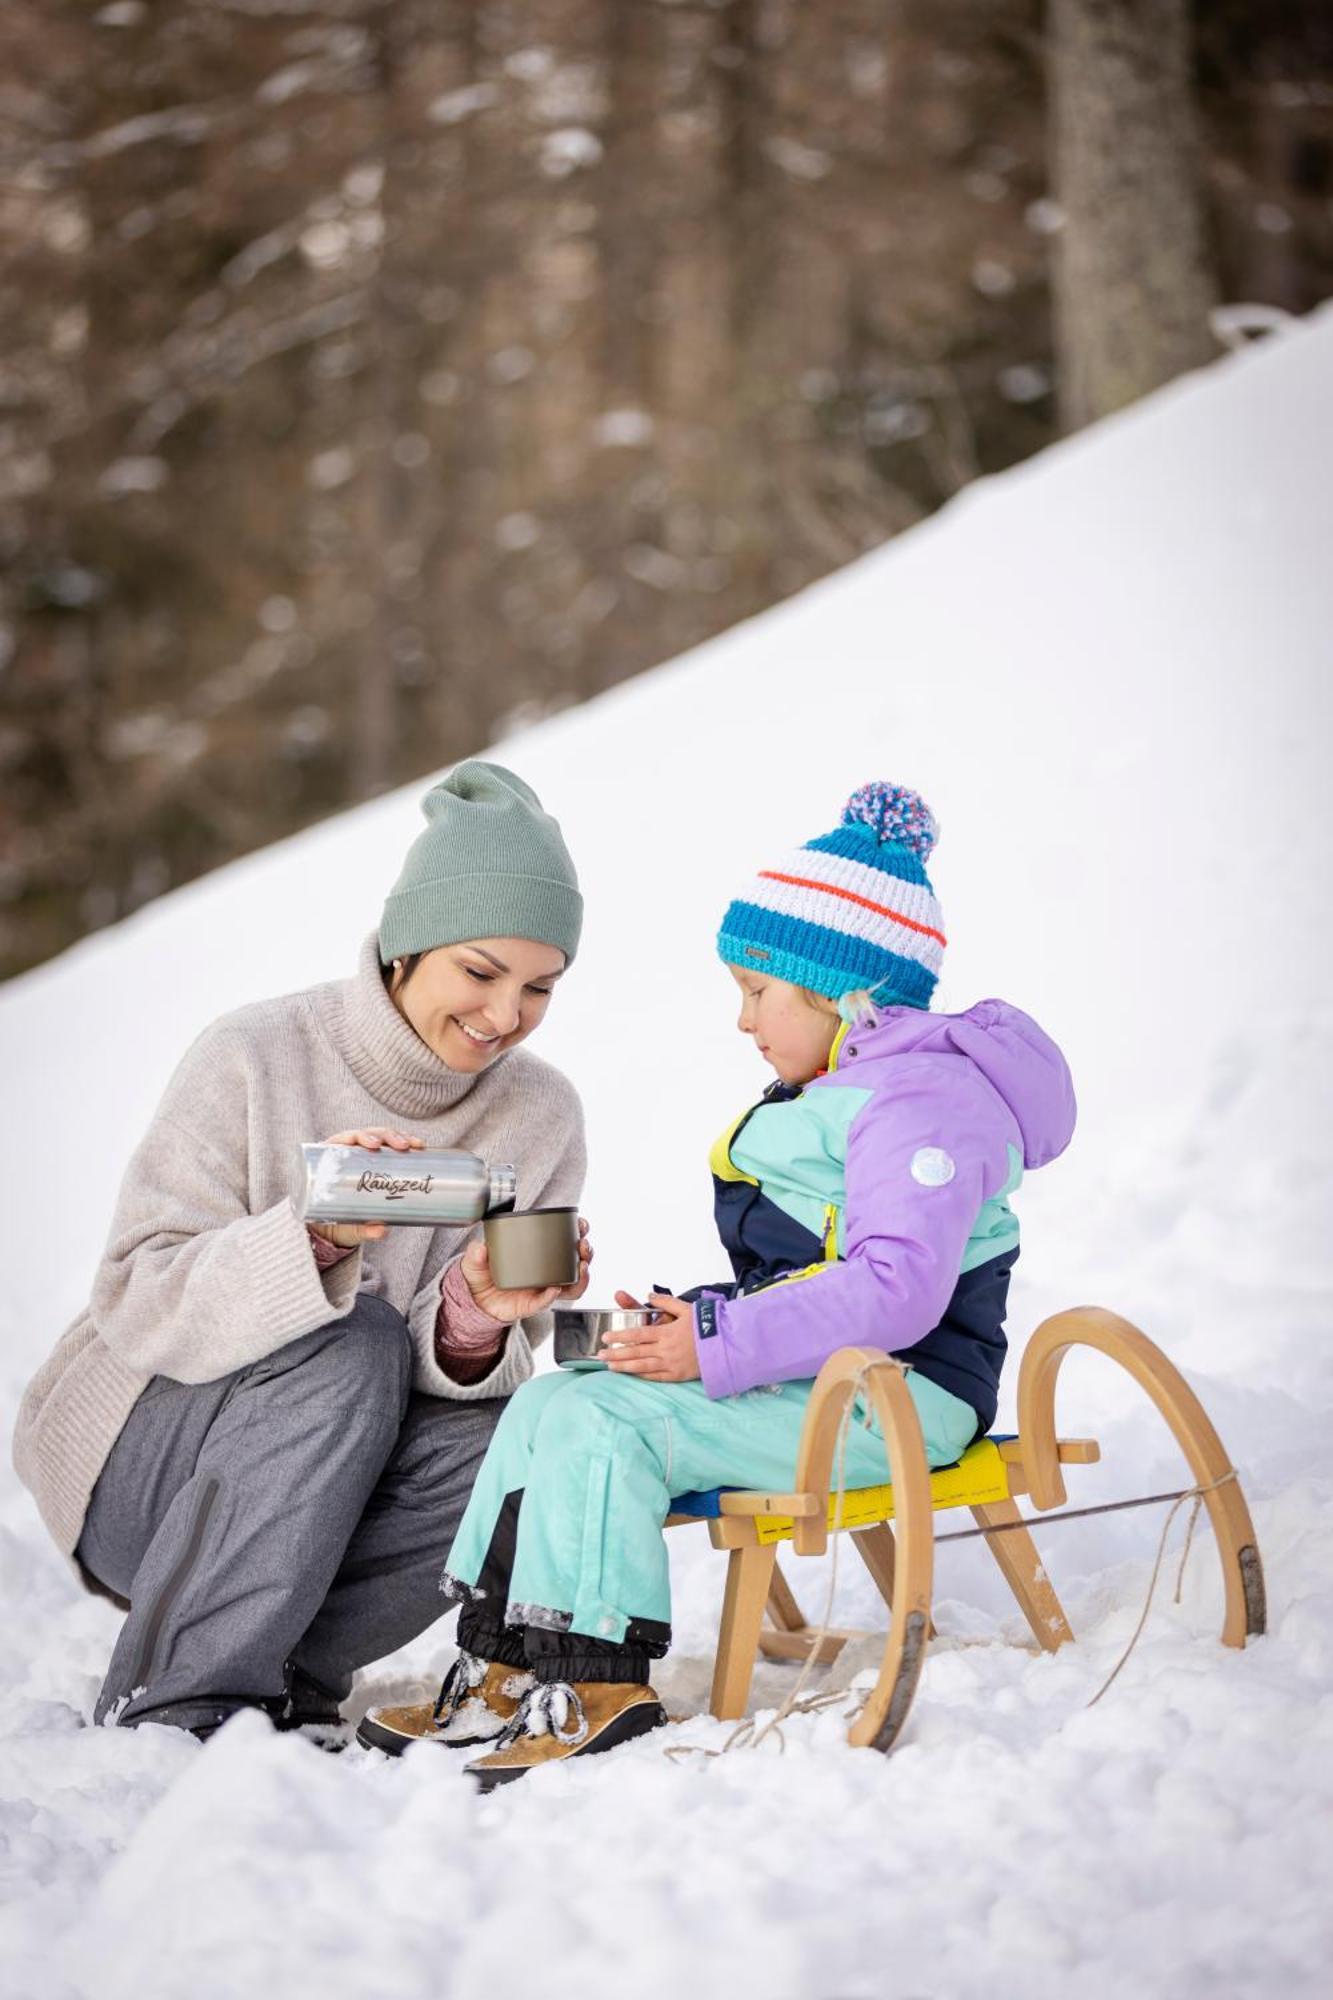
[693,1059,1017,1400]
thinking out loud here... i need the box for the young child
[358,783,1076,1783]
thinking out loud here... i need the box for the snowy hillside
[2,309,1331,2000]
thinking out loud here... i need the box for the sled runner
[667,1306,1266,1752]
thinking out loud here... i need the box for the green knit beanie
[379,761,583,966]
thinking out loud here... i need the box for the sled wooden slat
[715,1491,822,1519]
[681,1434,1099,1542]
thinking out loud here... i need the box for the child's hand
[604,1290,700,1382]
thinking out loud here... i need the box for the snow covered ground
[2,309,1331,2000]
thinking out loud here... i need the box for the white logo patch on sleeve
[910,1147,956,1188]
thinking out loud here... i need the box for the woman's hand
[604,1290,701,1382]
[460,1216,593,1325]
[306,1127,423,1249]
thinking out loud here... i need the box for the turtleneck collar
[320,933,515,1119]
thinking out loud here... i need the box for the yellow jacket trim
[708,1106,760,1186]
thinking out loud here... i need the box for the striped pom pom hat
[717,781,945,1010]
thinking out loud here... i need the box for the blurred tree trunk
[1049,0,1219,429]
[4,0,1328,981]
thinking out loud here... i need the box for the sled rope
[667,1361,881,1759]
[721,1356,875,1753]
[1083,1468,1237,1708]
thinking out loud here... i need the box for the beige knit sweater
[12,934,586,1557]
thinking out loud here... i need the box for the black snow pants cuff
[455,1610,531,1673]
[523,1619,670,1687]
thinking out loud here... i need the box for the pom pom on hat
[842,781,939,861]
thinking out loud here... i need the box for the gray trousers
[77,1293,504,1732]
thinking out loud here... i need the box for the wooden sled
[666,1307,1266,1752]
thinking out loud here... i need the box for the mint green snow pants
[442,1365,978,1683]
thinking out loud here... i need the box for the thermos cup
[298,1144,517,1227]
[483,1207,581,1290]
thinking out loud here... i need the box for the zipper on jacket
[130,1474,221,1694]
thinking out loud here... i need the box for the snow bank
[2,309,1331,2000]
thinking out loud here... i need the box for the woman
[11,761,591,1738]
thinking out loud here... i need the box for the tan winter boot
[464,1679,665,1789]
[356,1651,532,1756]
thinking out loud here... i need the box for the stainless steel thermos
[298,1144,517,1227]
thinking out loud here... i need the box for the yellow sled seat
[716,1434,1042,1546]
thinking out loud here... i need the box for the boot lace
[493,1680,588,1750]
[432,1649,489,1726]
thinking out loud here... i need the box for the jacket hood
[841,999,1076,1170]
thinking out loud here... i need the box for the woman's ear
[385,953,420,997]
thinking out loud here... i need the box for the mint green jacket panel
[728,1084,873,1242]
[958,1142,1023,1273]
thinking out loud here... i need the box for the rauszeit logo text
[356,1169,435,1202]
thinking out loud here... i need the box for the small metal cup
[553,1306,662,1371]
[483,1206,580,1290]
